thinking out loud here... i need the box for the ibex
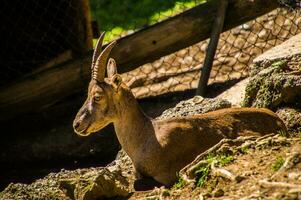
[73,33,287,186]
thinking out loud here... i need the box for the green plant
[90,0,206,43]
[271,60,287,69]
[240,145,250,154]
[195,165,210,187]
[278,129,291,138]
[172,174,185,189]
[272,156,285,171]
[161,189,171,197]
[218,155,234,166]
[194,153,234,187]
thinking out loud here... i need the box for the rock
[242,58,301,109]
[276,107,301,132]
[0,150,133,200]
[243,33,301,109]
[157,96,231,120]
[213,188,224,197]
[254,33,301,63]
[217,78,249,106]
[59,168,129,200]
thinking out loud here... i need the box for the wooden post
[70,0,93,54]
[196,0,228,96]
[0,0,279,121]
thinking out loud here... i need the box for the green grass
[90,0,206,43]
[278,130,291,138]
[172,174,185,189]
[195,164,210,187]
[218,154,234,166]
[195,153,234,187]
[272,156,285,171]
[271,60,287,68]
[240,145,250,154]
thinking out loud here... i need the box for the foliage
[218,154,234,166]
[195,153,234,187]
[240,145,250,154]
[271,60,287,68]
[89,0,206,42]
[172,174,185,189]
[278,129,291,138]
[272,156,285,171]
[195,164,210,187]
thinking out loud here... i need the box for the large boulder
[0,151,134,200]
[157,96,231,120]
[242,33,301,109]
[276,107,301,133]
[217,78,250,106]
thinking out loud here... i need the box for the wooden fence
[0,0,280,121]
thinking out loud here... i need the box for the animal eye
[93,95,102,102]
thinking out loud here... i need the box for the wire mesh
[0,0,91,86]
[1,0,301,101]
[122,7,301,98]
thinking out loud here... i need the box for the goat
[73,33,287,186]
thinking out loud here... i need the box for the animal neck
[113,88,154,158]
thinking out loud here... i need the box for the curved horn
[91,32,105,70]
[93,40,117,81]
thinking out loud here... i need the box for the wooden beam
[0,0,279,121]
[0,57,91,121]
[113,0,278,73]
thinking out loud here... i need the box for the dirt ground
[129,134,301,200]
[1,6,301,200]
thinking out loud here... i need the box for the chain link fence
[1,0,301,100]
[0,0,92,86]
[123,7,301,98]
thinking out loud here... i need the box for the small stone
[202,192,212,198]
[213,188,224,197]
[242,171,253,177]
[161,189,171,197]
[235,175,245,183]
[271,146,281,151]
[241,24,251,30]
[288,172,301,180]
[192,96,204,104]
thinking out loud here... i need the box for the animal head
[73,33,124,136]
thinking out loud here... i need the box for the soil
[1,92,300,199]
[1,7,301,200]
[129,134,301,200]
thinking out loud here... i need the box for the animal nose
[73,121,80,130]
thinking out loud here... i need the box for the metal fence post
[196,0,228,96]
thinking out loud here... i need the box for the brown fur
[73,38,287,186]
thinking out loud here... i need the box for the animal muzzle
[73,112,91,136]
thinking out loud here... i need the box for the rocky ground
[131,134,301,200]
[1,89,301,200]
[2,8,301,200]
[1,97,300,199]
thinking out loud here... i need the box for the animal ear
[111,74,122,92]
[107,58,117,78]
